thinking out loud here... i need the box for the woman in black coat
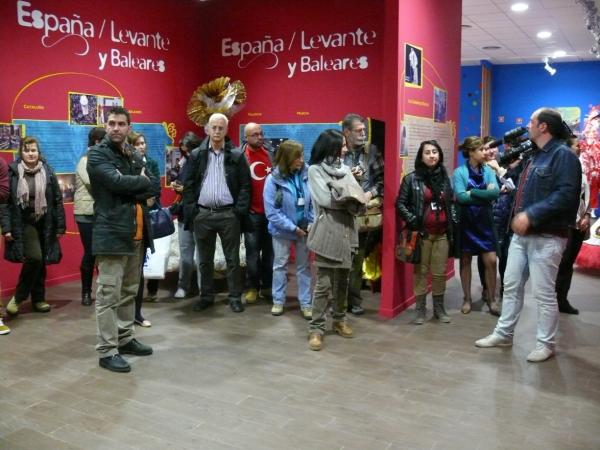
[1,137,65,315]
[396,140,457,324]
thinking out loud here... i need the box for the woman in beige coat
[74,127,106,306]
[307,129,366,351]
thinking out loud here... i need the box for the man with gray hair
[341,113,384,315]
[182,113,251,313]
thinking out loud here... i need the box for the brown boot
[333,321,354,338]
[308,332,323,351]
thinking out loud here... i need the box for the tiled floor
[1,263,599,450]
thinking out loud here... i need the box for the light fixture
[482,46,502,50]
[544,57,557,75]
[537,31,552,39]
[553,50,567,58]
[511,3,529,12]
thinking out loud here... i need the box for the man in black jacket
[87,106,160,373]
[183,113,251,313]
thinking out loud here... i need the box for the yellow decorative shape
[187,76,246,126]
[162,122,177,143]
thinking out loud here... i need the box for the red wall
[198,0,385,140]
[0,0,205,296]
[1,0,462,318]
[379,0,462,317]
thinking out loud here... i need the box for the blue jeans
[272,236,311,307]
[493,234,567,349]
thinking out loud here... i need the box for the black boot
[558,298,579,315]
[80,264,94,306]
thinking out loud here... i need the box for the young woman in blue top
[453,136,500,316]
[263,140,314,319]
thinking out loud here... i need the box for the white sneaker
[174,288,187,299]
[527,346,555,362]
[475,334,513,348]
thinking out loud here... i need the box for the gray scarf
[17,160,47,219]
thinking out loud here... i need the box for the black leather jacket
[395,170,459,256]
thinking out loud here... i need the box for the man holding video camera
[475,108,581,362]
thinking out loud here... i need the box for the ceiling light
[537,31,552,39]
[553,50,566,58]
[511,3,529,12]
[544,57,557,76]
[482,46,502,50]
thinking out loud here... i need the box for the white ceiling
[462,0,600,65]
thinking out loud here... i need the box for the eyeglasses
[351,128,366,135]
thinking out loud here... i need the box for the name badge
[430,202,439,211]
[297,197,305,206]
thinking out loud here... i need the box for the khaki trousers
[95,241,143,357]
[413,233,448,296]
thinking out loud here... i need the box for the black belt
[198,204,234,212]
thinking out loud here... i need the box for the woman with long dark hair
[396,140,457,324]
[306,129,366,351]
[454,136,500,316]
[2,137,65,316]
[74,127,106,306]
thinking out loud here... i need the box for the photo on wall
[56,173,76,203]
[404,43,423,88]
[0,123,25,150]
[69,93,98,125]
[98,96,124,125]
[433,87,448,123]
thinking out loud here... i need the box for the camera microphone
[488,138,504,149]
[488,126,528,149]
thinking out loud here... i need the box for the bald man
[242,123,275,303]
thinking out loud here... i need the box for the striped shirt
[197,148,234,207]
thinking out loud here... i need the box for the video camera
[488,126,536,166]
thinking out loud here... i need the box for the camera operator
[476,108,582,363]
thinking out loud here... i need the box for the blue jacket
[516,138,581,234]
[263,166,313,240]
[453,163,500,205]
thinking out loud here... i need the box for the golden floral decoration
[187,76,246,126]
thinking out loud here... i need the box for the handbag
[395,228,422,264]
[149,203,175,239]
[357,197,383,232]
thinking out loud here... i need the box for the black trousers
[555,228,586,302]
[193,207,242,303]
[15,222,47,303]
[243,212,273,291]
